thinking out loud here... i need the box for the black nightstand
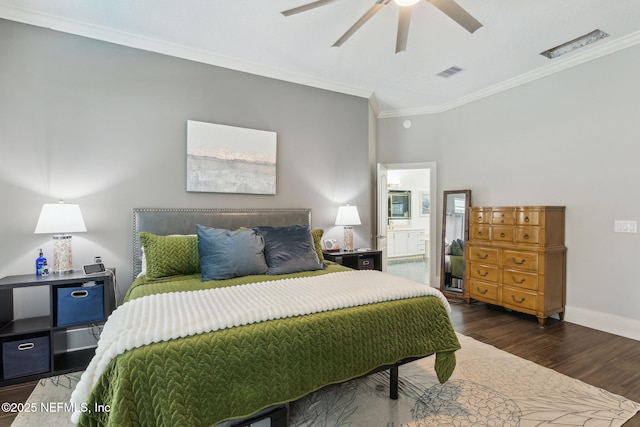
[0,269,116,385]
[322,249,383,271]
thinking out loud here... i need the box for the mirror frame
[388,190,412,220]
[440,190,471,300]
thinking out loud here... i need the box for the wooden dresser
[465,206,566,326]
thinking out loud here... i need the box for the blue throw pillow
[196,225,268,281]
[253,225,326,275]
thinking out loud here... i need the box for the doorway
[377,162,437,287]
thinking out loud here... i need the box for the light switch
[614,220,638,233]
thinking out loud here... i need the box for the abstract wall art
[186,120,277,195]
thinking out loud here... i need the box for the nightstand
[0,269,116,385]
[322,249,383,271]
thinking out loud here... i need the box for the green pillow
[311,229,325,263]
[139,232,200,279]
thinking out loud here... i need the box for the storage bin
[2,335,50,380]
[358,257,375,270]
[56,284,104,327]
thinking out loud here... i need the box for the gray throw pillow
[253,225,326,275]
[196,225,268,281]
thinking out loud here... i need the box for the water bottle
[36,249,47,276]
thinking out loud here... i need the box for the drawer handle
[524,216,530,223]
[478,216,483,221]
[476,287,488,295]
[71,290,89,298]
[477,231,483,237]
[477,253,488,260]
[511,295,526,304]
[477,270,489,277]
[18,343,35,351]
[500,232,506,238]
[512,258,526,265]
[523,234,530,240]
[512,276,526,284]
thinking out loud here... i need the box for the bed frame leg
[390,365,399,400]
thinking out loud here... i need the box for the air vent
[436,66,465,78]
[540,29,609,59]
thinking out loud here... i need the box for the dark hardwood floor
[449,300,640,427]
[0,380,38,427]
[1,301,638,426]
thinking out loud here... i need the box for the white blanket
[70,270,449,422]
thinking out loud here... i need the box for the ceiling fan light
[395,0,420,6]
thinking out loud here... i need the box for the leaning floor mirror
[440,190,471,300]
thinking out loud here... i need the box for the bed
[444,239,465,291]
[71,208,460,426]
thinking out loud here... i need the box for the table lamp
[34,201,87,273]
[335,205,361,251]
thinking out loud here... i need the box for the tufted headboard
[132,208,312,279]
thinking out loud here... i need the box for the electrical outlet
[614,220,638,233]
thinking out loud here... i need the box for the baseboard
[564,305,640,342]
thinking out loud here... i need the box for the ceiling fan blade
[428,0,482,33]
[333,0,390,47]
[281,0,337,17]
[396,7,412,53]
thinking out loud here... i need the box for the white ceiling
[2,0,640,117]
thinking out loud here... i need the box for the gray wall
[0,19,372,305]
[378,44,640,339]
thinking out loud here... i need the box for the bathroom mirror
[440,190,471,299]
[388,190,411,219]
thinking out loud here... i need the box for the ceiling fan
[281,0,482,53]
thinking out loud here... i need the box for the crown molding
[3,4,639,119]
[377,30,640,118]
[0,4,374,102]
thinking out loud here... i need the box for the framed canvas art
[420,192,430,216]
[187,120,277,194]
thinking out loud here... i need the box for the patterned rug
[13,333,640,426]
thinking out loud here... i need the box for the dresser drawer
[503,250,538,271]
[491,209,514,225]
[516,209,540,226]
[470,225,490,241]
[468,279,499,302]
[469,263,499,282]
[516,227,540,245]
[502,287,537,311]
[492,226,513,243]
[470,208,491,224]
[468,246,499,264]
[503,269,538,291]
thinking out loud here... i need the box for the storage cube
[358,257,375,270]
[56,284,104,327]
[2,335,50,380]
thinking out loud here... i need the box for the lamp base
[343,226,354,251]
[52,235,74,273]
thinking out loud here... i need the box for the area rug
[13,333,640,426]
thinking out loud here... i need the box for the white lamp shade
[34,203,87,234]
[335,205,361,226]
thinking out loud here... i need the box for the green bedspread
[78,267,460,426]
[450,255,464,279]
